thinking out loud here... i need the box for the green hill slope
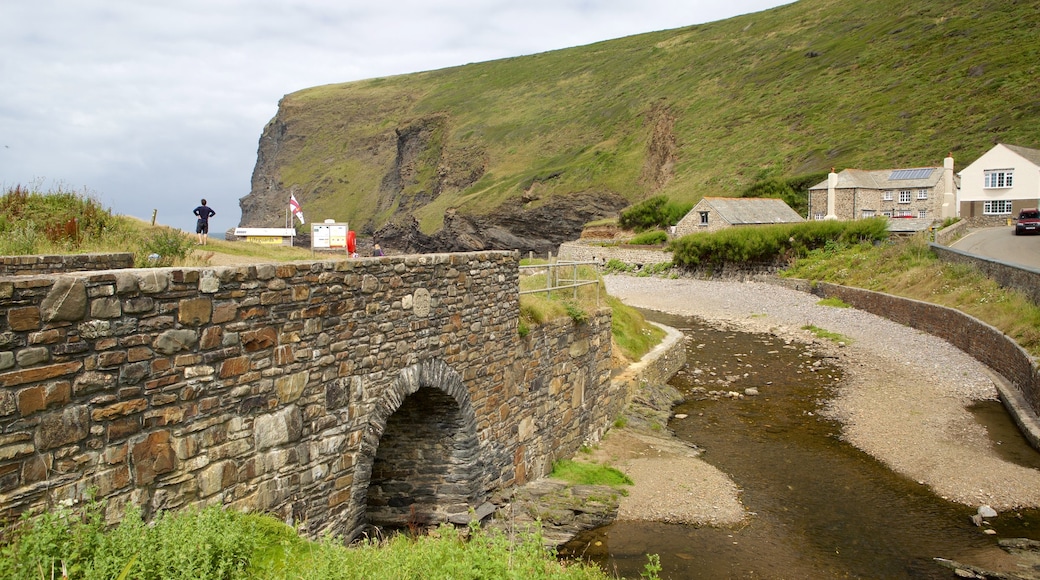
[240,0,1040,253]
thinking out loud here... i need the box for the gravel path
[600,274,1040,522]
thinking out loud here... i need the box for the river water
[561,311,1040,579]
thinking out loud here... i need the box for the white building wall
[959,144,1040,204]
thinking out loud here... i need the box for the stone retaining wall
[930,243,1040,307]
[0,253,134,276]
[557,241,672,267]
[809,282,1040,447]
[0,252,617,539]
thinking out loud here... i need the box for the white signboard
[311,222,349,249]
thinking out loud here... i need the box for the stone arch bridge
[0,251,622,538]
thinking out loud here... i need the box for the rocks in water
[978,505,998,519]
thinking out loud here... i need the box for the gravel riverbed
[598,274,1040,522]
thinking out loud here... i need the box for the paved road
[949,225,1040,270]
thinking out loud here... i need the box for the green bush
[670,218,889,267]
[618,196,692,232]
[0,502,624,580]
[140,228,195,266]
[627,230,668,245]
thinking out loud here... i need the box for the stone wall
[933,220,968,246]
[0,253,134,276]
[0,252,616,539]
[557,241,671,267]
[930,243,1040,307]
[808,282,1040,447]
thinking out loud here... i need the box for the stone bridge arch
[348,359,488,536]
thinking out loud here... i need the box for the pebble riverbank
[599,275,1040,519]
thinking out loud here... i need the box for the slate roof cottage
[674,197,804,236]
[807,154,957,223]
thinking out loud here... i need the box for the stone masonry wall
[0,253,134,276]
[557,241,672,267]
[809,282,1040,446]
[930,243,1040,307]
[0,251,615,540]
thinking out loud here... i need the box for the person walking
[193,199,216,245]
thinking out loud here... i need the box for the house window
[699,211,709,226]
[898,190,912,203]
[882,210,893,217]
[862,209,876,218]
[813,213,825,221]
[882,191,893,201]
[983,200,1013,215]
[917,189,929,200]
[918,209,928,218]
[984,170,1014,188]
[894,210,913,218]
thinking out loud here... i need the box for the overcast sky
[1,0,791,235]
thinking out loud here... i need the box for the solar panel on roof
[889,168,935,180]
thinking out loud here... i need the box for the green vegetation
[816,297,851,308]
[261,0,1040,238]
[740,171,828,217]
[608,295,667,363]
[627,230,668,246]
[670,218,889,267]
[518,262,664,362]
[0,502,622,580]
[802,324,852,344]
[0,185,321,267]
[618,196,692,233]
[550,460,634,489]
[783,234,1040,357]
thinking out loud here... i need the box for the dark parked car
[1015,208,1040,235]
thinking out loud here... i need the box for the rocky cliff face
[373,192,629,256]
[240,103,634,254]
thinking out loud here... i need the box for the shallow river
[561,311,1040,579]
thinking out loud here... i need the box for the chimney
[825,167,838,220]
[941,153,956,219]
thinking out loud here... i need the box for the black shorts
[196,219,209,234]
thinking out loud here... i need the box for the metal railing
[518,259,600,304]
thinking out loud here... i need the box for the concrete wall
[0,253,134,276]
[0,252,616,539]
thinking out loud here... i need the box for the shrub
[618,196,692,232]
[140,228,195,266]
[627,230,668,245]
[671,218,889,267]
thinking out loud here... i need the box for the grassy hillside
[256,0,1039,236]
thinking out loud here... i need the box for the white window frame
[917,189,929,200]
[898,190,912,204]
[893,209,913,218]
[983,200,1013,215]
[813,213,825,221]
[861,209,876,218]
[984,170,1014,188]
[882,210,893,217]
[882,191,893,201]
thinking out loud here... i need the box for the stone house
[958,143,1040,227]
[674,197,804,236]
[807,154,957,223]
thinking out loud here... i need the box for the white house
[674,197,803,236]
[958,143,1040,226]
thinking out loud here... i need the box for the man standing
[193,199,216,245]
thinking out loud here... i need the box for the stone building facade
[0,252,619,539]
